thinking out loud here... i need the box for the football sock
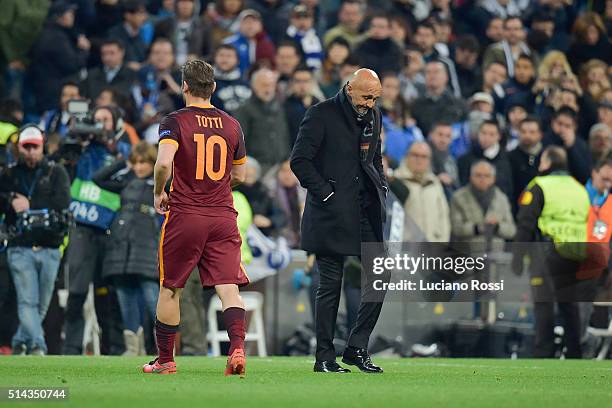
[223,307,246,355]
[155,319,178,364]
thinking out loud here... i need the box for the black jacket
[458,145,514,200]
[285,94,321,148]
[30,22,88,112]
[542,130,591,185]
[290,88,388,256]
[107,24,147,64]
[92,160,159,280]
[354,38,403,76]
[81,65,138,100]
[0,159,71,247]
[508,144,541,211]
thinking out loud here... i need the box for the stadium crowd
[0,0,611,357]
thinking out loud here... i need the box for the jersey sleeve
[233,122,247,165]
[158,114,180,148]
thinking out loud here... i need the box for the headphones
[93,105,125,133]
[11,123,45,145]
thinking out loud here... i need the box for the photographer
[0,125,71,355]
[62,105,128,355]
[91,142,160,355]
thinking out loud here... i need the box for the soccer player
[142,60,249,376]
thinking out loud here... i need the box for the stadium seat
[207,292,267,357]
[586,302,612,360]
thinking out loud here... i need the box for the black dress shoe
[313,360,351,373]
[342,347,383,373]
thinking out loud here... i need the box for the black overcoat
[290,88,388,256]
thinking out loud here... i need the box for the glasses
[409,152,430,159]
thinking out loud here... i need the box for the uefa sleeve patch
[160,130,171,137]
[519,191,533,206]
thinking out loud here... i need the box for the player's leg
[216,284,246,377]
[144,212,206,374]
[200,217,249,377]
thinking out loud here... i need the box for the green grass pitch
[0,356,611,407]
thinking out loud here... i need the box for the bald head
[347,68,382,115]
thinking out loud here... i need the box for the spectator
[567,12,612,72]
[132,38,182,134]
[532,51,576,100]
[412,60,467,136]
[274,41,303,100]
[223,9,276,78]
[493,53,536,115]
[484,16,505,48]
[450,160,516,250]
[248,0,293,45]
[285,65,321,148]
[0,98,22,149]
[589,123,612,164]
[285,5,323,71]
[0,0,49,100]
[264,159,306,248]
[81,39,138,101]
[399,46,426,103]
[543,107,592,184]
[380,72,424,164]
[389,14,412,51]
[234,156,286,237]
[354,13,403,76]
[458,119,513,199]
[234,68,290,174]
[205,0,245,50]
[322,0,366,48]
[453,35,482,98]
[479,0,525,19]
[0,125,71,355]
[154,0,213,65]
[450,92,495,159]
[395,141,451,242]
[508,117,543,210]
[579,59,610,102]
[317,37,350,98]
[211,44,252,113]
[428,121,459,197]
[39,81,81,138]
[92,142,160,356]
[504,102,528,150]
[482,17,533,79]
[598,98,612,130]
[29,1,90,113]
[481,61,508,95]
[412,22,460,97]
[107,0,149,71]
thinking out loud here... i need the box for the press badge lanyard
[19,168,44,200]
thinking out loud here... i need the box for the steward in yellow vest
[514,145,587,359]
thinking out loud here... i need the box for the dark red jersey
[158,103,246,217]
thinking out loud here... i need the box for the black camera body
[13,208,73,238]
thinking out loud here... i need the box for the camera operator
[0,125,71,355]
[92,141,160,355]
[62,105,129,355]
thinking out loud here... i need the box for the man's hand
[253,214,272,228]
[8,60,25,70]
[485,215,498,225]
[438,172,453,186]
[154,191,170,214]
[11,193,30,213]
[77,35,91,51]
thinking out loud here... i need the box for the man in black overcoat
[290,69,388,373]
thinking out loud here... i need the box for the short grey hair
[589,123,612,141]
[246,156,261,180]
[470,160,496,177]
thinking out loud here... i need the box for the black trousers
[531,250,582,359]
[314,214,385,362]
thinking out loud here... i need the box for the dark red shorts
[158,211,249,288]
